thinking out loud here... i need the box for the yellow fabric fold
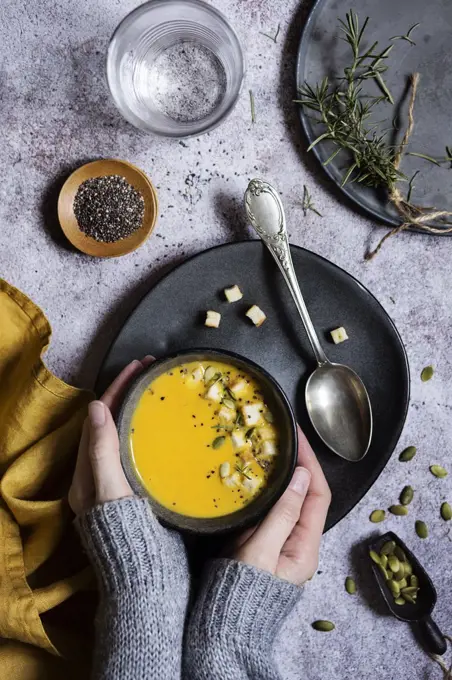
[0,279,95,678]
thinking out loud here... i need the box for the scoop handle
[417,616,447,656]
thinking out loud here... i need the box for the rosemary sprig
[406,170,419,203]
[260,22,281,44]
[390,23,419,46]
[302,185,323,217]
[235,462,252,480]
[407,151,452,167]
[295,11,404,190]
[249,89,256,124]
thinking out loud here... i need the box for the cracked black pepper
[73,175,145,243]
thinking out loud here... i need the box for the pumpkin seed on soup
[212,436,226,449]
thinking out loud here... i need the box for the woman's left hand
[68,356,154,516]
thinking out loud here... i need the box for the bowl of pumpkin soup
[117,349,297,533]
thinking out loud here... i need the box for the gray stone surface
[0,0,451,677]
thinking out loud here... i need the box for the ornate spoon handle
[244,178,328,366]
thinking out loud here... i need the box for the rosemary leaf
[407,152,442,167]
[249,89,256,124]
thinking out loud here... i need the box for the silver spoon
[244,178,372,462]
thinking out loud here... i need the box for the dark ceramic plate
[97,241,410,531]
[297,0,452,233]
[116,349,298,534]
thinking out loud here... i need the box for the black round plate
[297,0,452,233]
[97,242,410,531]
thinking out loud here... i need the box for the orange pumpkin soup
[129,361,280,518]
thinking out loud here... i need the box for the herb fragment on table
[302,185,322,217]
[260,22,281,44]
[390,23,420,46]
[73,175,144,243]
[249,89,256,124]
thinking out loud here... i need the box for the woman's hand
[233,425,331,585]
[68,356,154,516]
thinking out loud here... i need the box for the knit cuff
[191,558,302,649]
[75,497,170,594]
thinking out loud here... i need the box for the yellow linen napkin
[0,279,94,679]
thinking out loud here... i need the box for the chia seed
[73,175,145,243]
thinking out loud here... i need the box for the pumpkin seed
[401,586,419,596]
[245,427,256,440]
[415,520,428,539]
[312,620,335,632]
[399,446,417,462]
[421,365,434,382]
[441,502,452,521]
[394,546,407,562]
[345,577,356,595]
[212,436,226,450]
[219,462,230,478]
[393,568,406,582]
[398,578,408,590]
[204,366,218,384]
[380,540,396,555]
[388,580,400,596]
[222,398,236,410]
[370,509,386,523]
[369,550,381,565]
[430,465,448,479]
[386,569,393,580]
[403,562,413,577]
[389,505,408,516]
[400,486,414,506]
[388,556,400,573]
[264,411,274,423]
[402,593,416,604]
[394,597,406,605]
[380,554,388,569]
[410,575,419,588]
[379,565,390,580]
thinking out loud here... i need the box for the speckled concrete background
[0,0,451,677]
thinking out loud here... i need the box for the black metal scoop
[369,531,446,656]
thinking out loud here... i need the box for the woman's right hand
[233,425,331,586]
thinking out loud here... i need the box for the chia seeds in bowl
[73,175,145,243]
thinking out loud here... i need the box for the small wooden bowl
[58,159,158,257]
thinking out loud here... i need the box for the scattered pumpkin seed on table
[415,520,428,539]
[369,509,386,523]
[430,465,448,478]
[399,446,417,462]
[389,504,408,516]
[345,577,356,595]
[441,502,452,521]
[421,365,434,382]
[312,620,335,632]
[400,486,414,506]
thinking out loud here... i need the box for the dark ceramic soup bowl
[117,349,298,534]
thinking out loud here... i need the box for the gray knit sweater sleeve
[76,497,190,680]
[183,558,302,680]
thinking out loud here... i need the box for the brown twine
[366,73,452,260]
[430,635,452,680]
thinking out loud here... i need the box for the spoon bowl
[306,363,372,461]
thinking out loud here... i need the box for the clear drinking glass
[107,0,245,137]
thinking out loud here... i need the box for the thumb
[236,467,311,573]
[88,401,134,504]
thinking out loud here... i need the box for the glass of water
[107,0,245,137]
